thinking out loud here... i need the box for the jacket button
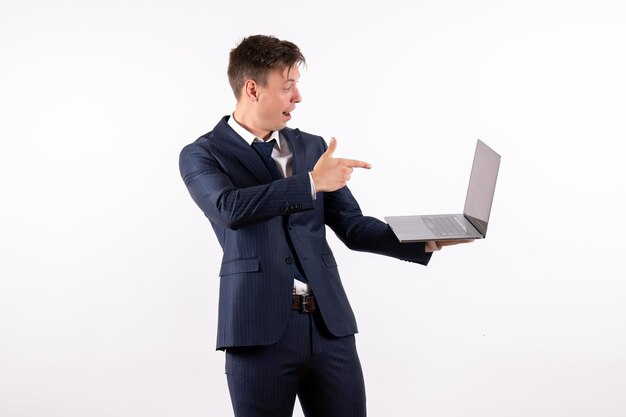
[288,224,294,231]
[285,256,294,264]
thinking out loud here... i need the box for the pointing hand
[311,137,371,192]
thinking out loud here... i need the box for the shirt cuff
[308,171,317,200]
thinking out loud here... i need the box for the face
[254,66,302,135]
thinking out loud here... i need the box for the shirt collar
[228,114,282,151]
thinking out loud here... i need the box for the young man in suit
[180,34,470,417]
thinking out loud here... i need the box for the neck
[232,107,272,140]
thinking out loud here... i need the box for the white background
[2,1,626,416]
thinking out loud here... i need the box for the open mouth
[282,111,291,117]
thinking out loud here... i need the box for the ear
[243,79,259,102]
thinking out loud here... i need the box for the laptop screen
[463,140,501,237]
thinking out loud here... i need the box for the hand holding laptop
[425,239,475,252]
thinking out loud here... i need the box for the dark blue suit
[179,116,432,416]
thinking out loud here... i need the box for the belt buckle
[300,294,311,313]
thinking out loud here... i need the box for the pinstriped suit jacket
[179,116,432,350]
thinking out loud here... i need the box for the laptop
[385,139,501,242]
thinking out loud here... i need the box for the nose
[292,85,302,103]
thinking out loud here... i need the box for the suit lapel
[212,116,274,183]
[281,128,306,175]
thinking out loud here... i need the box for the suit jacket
[179,116,432,350]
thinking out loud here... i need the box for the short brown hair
[227,35,306,100]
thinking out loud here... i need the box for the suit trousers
[225,310,367,417]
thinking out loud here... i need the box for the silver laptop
[385,140,500,242]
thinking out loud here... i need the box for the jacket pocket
[219,258,260,276]
[321,253,337,268]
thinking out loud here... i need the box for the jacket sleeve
[323,185,432,265]
[179,142,314,230]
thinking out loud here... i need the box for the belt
[291,294,318,313]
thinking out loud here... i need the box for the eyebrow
[282,79,298,87]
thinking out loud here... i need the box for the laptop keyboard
[424,216,469,237]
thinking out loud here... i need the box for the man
[179,35,470,417]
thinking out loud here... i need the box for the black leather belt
[292,294,317,313]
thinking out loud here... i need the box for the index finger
[340,158,372,169]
